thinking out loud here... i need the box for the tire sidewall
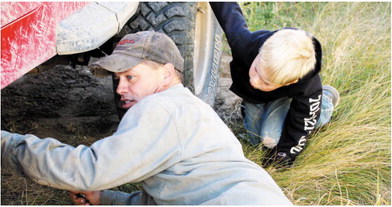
[195,21,223,106]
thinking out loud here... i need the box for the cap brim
[90,53,144,73]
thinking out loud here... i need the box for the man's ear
[163,63,175,79]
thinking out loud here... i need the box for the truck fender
[56,2,139,55]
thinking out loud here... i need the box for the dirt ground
[0,64,120,205]
[0,49,243,205]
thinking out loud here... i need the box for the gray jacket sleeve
[2,130,27,176]
[1,99,182,192]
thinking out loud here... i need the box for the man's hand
[69,191,102,205]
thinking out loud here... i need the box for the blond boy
[210,2,339,165]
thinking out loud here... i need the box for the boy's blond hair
[259,29,316,85]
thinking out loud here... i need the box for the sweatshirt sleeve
[1,99,182,191]
[276,79,323,160]
[209,2,273,68]
[209,2,255,55]
[209,2,248,43]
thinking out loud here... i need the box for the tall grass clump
[240,2,390,205]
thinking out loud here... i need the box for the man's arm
[1,99,182,191]
[2,130,28,175]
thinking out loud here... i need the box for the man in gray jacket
[2,31,292,205]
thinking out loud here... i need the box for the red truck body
[1,2,89,89]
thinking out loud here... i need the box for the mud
[1,63,120,139]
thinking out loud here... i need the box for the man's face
[115,63,166,109]
[248,55,285,92]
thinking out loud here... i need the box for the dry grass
[239,2,391,205]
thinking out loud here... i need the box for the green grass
[239,2,391,205]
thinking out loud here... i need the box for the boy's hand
[262,148,294,168]
[69,191,102,205]
[274,152,294,166]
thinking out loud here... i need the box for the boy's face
[248,55,286,92]
[115,63,166,109]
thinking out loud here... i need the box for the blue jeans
[242,94,334,147]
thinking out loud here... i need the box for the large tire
[113,2,223,118]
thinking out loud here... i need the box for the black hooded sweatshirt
[210,2,323,160]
